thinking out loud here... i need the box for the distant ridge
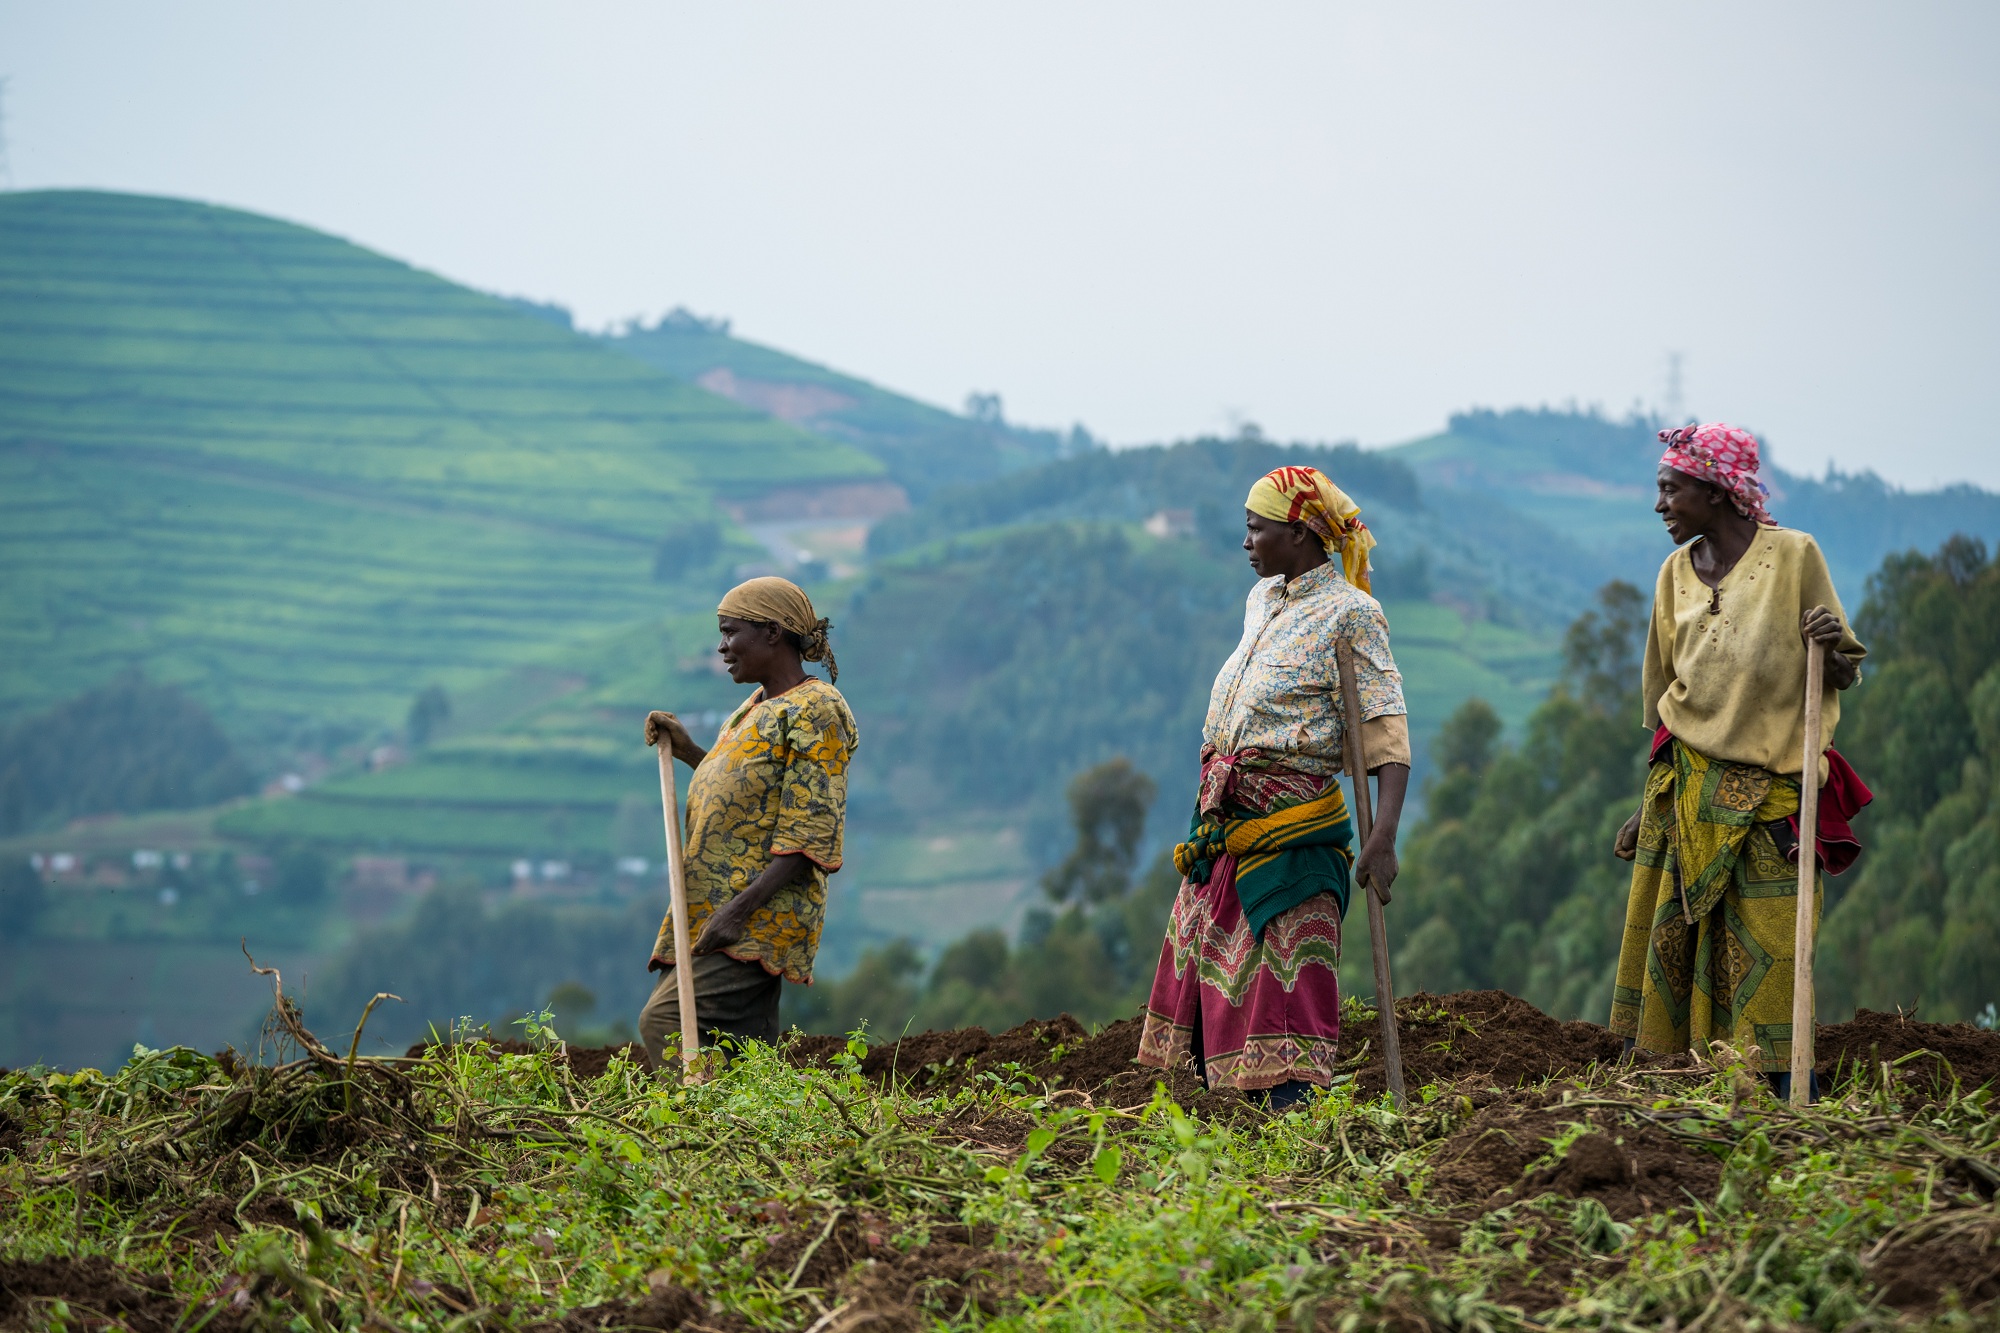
[1387,407,2000,598]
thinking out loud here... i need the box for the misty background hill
[4,189,1998,1065]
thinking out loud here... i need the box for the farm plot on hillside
[1,989,1997,1329]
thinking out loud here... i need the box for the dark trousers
[637,953,783,1067]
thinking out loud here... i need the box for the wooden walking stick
[1337,639,1407,1108]
[655,740,702,1080]
[1789,641,1826,1107]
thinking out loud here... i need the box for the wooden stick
[655,743,701,1079]
[1337,639,1407,1108]
[1790,641,1826,1107]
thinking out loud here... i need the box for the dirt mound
[402,1038,646,1078]
[1817,1010,2000,1097]
[1872,1223,2000,1310]
[790,991,1628,1107]
[147,1194,302,1248]
[0,1256,247,1333]
[787,1014,1239,1115]
[1428,1098,1722,1221]
[1369,991,1629,1095]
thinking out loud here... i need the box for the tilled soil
[775,992,2000,1109]
[0,1256,248,1333]
[785,991,1641,1106]
[1427,1095,1723,1222]
[1871,1222,2000,1310]
[1817,1009,2000,1101]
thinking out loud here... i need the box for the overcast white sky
[4,4,1996,486]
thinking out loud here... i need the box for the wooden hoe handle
[1337,639,1407,1108]
[1790,642,1825,1107]
[656,744,702,1079]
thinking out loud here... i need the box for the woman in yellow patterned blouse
[638,577,857,1062]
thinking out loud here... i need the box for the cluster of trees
[1818,536,2000,1020]
[1388,583,1649,1019]
[785,758,1178,1036]
[0,671,253,836]
[838,523,1243,844]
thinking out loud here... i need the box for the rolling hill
[1389,407,2000,598]
[0,190,881,765]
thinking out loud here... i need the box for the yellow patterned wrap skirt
[1610,739,1819,1075]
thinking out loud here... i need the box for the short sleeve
[770,691,855,871]
[1360,713,1411,769]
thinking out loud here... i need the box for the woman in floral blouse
[1137,466,1411,1106]
[639,577,857,1062]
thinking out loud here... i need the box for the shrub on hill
[0,671,253,835]
[310,884,659,1051]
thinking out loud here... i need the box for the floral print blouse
[650,677,857,984]
[1204,560,1407,777]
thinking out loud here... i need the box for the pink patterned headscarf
[1657,423,1776,527]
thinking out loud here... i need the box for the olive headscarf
[716,576,839,683]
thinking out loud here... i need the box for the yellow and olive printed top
[650,678,857,984]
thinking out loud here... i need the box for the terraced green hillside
[0,190,880,760]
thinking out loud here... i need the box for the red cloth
[1650,727,1872,876]
[1658,423,1776,526]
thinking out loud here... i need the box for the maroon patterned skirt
[1136,751,1344,1091]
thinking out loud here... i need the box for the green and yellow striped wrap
[1173,784,1355,941]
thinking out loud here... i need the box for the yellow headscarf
[1244,465,1376,593]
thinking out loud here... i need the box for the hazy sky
[5,4,1997,486]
